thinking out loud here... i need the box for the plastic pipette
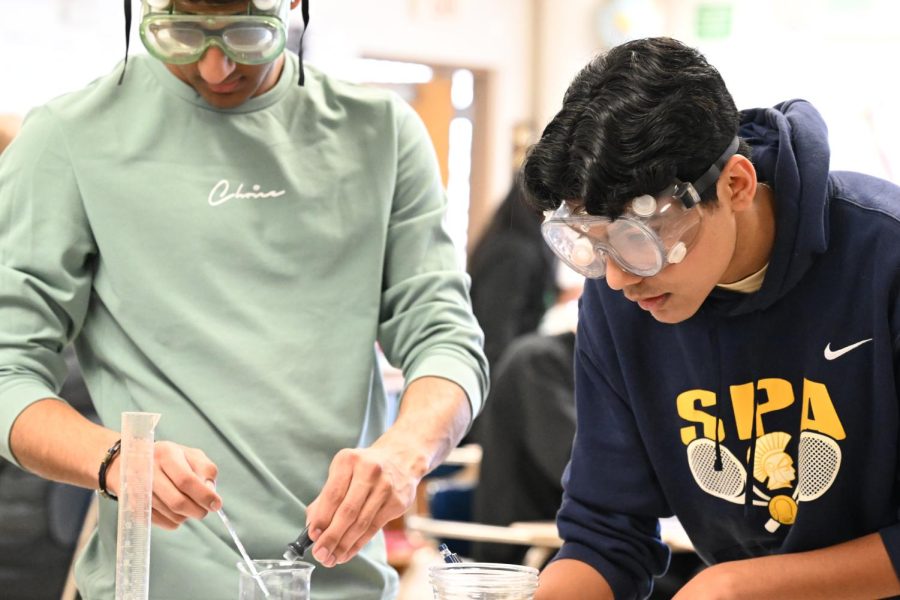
[217,508,271,598]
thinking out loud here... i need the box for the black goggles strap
[691,136,740,199]
[118,0,133,85]
[297,0,310,86]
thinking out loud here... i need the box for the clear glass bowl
[429,562,539,599]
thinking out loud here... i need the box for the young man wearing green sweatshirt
[0,1,488,597]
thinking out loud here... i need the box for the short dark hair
[522,37,750,217]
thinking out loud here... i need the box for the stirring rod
[217,508,271,598]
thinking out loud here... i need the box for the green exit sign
[696,4,733,40]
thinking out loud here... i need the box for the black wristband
[98,439,122,501]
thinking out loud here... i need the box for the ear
[291,0,302,8]
[716,154,757,213]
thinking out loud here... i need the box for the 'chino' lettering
[208,180,286,206]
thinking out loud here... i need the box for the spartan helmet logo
[752,431,796,491]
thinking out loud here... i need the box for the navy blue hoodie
[556,100,900,599]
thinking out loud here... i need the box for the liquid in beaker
[237,560,314,600]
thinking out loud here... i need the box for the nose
[604,258,643,291]
[196,46,236,85]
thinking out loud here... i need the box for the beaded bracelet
[97,439,122,501]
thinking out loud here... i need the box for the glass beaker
[237,560,315,600]
[429,562,539,600]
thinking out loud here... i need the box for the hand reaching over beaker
[304,376,471,569]
[302,442,418,568]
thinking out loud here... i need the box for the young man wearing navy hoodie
[523,37,900,599]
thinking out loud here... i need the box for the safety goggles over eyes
[541,136,740,279]
[141,16,286,64]
[139,0,290,65]
[542,184,704,278]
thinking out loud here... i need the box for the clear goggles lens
[140,15,286,64]
[541,183,703,279]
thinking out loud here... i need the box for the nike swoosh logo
[824,338,873,360]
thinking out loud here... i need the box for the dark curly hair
[522,37,751,217]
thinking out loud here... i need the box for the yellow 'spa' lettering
[677,389,724,445]
[800,378,846,440]
[731,379,795,440]
[676,378,845,445]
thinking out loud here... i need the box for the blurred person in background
[523,37,900,599]
[470,262,582,566]
[0,1,488,598]
[465,180,556,444]
[469,179,557,370]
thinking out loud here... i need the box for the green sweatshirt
[0,53,487,599]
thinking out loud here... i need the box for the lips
[207,78,241,94]
[631,293,669,311]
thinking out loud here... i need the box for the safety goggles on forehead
[139,0,290,65]
[541,136,740,279]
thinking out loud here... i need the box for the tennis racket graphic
[686,432,841,532]
[686,437,748,503]
[763,431,841,532]
[686,438,770,507]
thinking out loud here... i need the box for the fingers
[313,475,375,567]
[327,476,402,566]
[150,441,222,530]
[306,449,354,539]
[309,449,412,568]
[183,448,222,511]
[339,511,392,563]
[152,493,185,529]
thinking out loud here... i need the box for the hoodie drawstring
[709,314,762,521]
[744,389,759,516]
[743,314,763,515]
[708,325,724,472]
